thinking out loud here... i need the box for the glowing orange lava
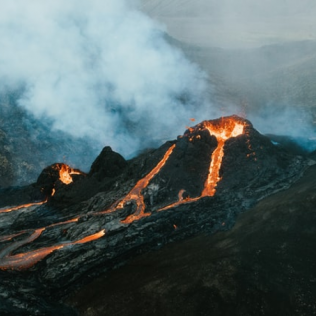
[97,144,176,223]
[158,118,245,211]
[158,189,200,212]
[201,119,244,196]
[0,232,25,243]
[0,117,248,271]
[58,164,82,185]
[0,229,105,270]
[73,230,106,244]
[119,144,176,224]
[0,199,48,214]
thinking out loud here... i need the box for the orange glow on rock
[158,190,200,212]
[97,144,176,224]
[58,164,82,185]
[120,144,176,224]
[0,245,65,270]
[0,117,248,271]
[0,199,48,214]
[73,230,106,244]
[0,228,105,270]
[199,118,244,197]
[0,232,25,243]
[159,117,245,211]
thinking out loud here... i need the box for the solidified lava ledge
[0,115,311,315]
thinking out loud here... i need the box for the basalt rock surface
[0,116,310,315]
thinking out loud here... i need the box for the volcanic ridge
[0,115,309,315]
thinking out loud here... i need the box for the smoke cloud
[0,0,213,158]
[140,0,316,151]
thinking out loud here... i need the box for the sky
[139,0,316,48]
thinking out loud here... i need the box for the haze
[139,0,316,48]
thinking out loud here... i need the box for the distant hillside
[166,36,316,122]
[139,0,316,48]
[140,0,316,17]
[0,92,98,187]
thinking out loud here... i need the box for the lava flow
[98,144,176,223]
[0,117,247,271]
[158,117,245,211]
[0,228,105,271]
[201,118,244,196]
[0,199,48,214]
[97,117,246,222]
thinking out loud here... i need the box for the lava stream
[158,118,245,211]
[0,199,48,214]
[0,229,105,270]
[97,144,176,224]
[0,229,45,259]
[158,190,200,212]
[201,119,244,196]
[0,232,25,243]
[201,139,225,197]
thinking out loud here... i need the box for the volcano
[0,115,311,315]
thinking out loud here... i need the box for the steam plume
[0,0,212,158]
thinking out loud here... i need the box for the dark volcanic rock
[0,185,45,209]
[0,116,310,315]
[37,163,85,197]
[89,146,127,180]
[67,164,316,316]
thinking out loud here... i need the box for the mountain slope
[67,162,316,316]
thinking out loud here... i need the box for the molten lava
[98,117,246,221]
[159,117,245,211]
[0,116,248,271]
[0,199,48,214]
[201,118,244,196]
[0,228,105,270]
[120,144,176,223]
[0,164,81,214]
[98,144,176,223]
[57,164,82,185]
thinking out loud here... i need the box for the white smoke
[0,0,213,157]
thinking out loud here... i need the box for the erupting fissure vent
[55,164,83,185]
[0,116,248,271]
[98,116,246,219]
[158,117,245,211]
